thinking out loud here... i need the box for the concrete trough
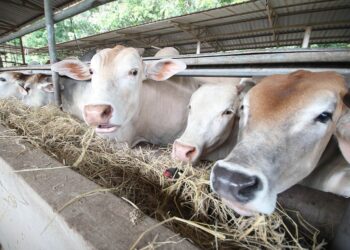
[0,125,197,250]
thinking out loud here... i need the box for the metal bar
[19,37,26,65]
[196,40,201,54]
[0,0,115,44]
[331,201,350,250]
[44,0,61,107]
[0,55,3,68]
[302,26,312,48]
[176,68,350,77]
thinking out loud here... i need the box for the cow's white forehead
[191,83,238,111]
[90,47,141,72]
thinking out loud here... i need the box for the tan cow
[52,45,202,146]
[210,70,350,216]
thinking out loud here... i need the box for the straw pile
[0,98,325,249]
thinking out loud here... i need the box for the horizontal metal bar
[0,0,115,44]
[176,68,350,77]
[145,50,350,65]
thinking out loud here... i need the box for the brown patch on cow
[248,70,347,124]
[26,74,50,85]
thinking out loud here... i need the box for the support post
[196,40,201,54]
[19,37,26,65]
[0,54,3,68]
[44,0,62,107]
[302,26,312,48]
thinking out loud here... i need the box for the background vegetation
[3,0,349,65]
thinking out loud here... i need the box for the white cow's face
[0,72,28,98]
[210,70,349,216]
[172,83,240,163]
[20,74,54,107]
[51,45,186,137]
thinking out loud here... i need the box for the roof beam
[265,0,279,46]
[170,21,224,52]
[0,0,115,44]
[0,0,42,11]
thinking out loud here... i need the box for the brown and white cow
[210,70,350,216]
[0,71,30,99]
[19,73,90,120]
[52,45,201,146]
[172,78,255,163]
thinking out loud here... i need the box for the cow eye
[222,109,234,116]
[129,69,138,76]
[0,77,6,82]
[240,105,244,111]
[89,69,93,75]
[315,112,332,123]
[188,105,191,110]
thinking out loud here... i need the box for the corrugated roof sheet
[19,0,350,56]
[0,0,77,38]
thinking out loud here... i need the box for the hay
[0,98,325,249]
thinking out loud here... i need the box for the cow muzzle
[84,104,118,133]
[172,140,199,163]
[210,161,265,215]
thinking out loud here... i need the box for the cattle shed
[0,0,350,249]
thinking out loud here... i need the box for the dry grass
[0,98,325,249]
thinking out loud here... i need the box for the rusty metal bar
[19,37,26,65]
[44,0,61,107]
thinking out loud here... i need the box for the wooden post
[196,40,201,54]
[44,0,62,107]
[19,37,26,65]
[302,26,312,48]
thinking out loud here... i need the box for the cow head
[0,72,30,98]
[172,79,254,163]
[51,45,186,137]
[20,74,55,107]
[210,70,349,216]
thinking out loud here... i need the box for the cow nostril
[185,147,196,158]
[102,106,112,118]
[212,165,262,203]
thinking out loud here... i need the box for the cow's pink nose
[172,141,197,162]
[84,104,113,126]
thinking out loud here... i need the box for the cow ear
[17,86,28,96]
[38,82,55,93]
[237,78,256,94]
[144,59,186,81]
[51,59,91,81]
[336,105,350,163]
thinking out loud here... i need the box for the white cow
[210,70,350,216]
[172,78,255,163]
[0,71,30,99]
[51,45,202,146]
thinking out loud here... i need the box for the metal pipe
[302,26,312,48]
[44,0,61,107]
[196,40,201,54]
[0,0,115,44]
[19,37,26,65]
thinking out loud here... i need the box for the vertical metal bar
[19,37,26,65]
[44,0,62,107]
[302,26,312,48]
[0,54,3,68]
[196,40,201,54]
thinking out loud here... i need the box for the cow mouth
[222,198,257,216]
[95,124,119,133]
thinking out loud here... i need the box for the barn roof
[0,0,77,38]
[29,0,350,56]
